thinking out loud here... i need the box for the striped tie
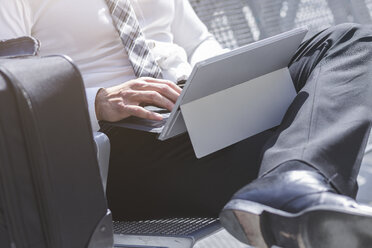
[105,0,163,78]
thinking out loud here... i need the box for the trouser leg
[102,125,273,221]
[259,23,372,197]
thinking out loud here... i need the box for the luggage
[0,55,113,248]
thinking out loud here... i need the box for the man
[1,0,372,247]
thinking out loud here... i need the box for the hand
[95,77,182,122]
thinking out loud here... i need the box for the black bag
[0,56,113,248]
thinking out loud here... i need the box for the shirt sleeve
[0,0,32,39]
[171,0,227,66]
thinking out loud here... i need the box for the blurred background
[188,0,372,247]
[190,0,372,49]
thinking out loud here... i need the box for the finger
[124,105,163,120]
[132,82,180,103]
[140,77,182,94]
[133,90,175,111]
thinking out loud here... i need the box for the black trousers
[102,23,372,221]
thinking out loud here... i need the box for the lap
[102,125,273,220]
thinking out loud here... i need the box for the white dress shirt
[0,0,225,131]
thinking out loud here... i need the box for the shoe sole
[219,199,372,248]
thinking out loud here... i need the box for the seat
[92,132,221,248]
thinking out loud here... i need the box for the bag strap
[0,36,40,58]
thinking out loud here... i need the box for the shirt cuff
[85,87,101,132]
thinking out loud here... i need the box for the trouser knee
[323,23,372,48]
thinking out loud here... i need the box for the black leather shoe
[219,170,372,248]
